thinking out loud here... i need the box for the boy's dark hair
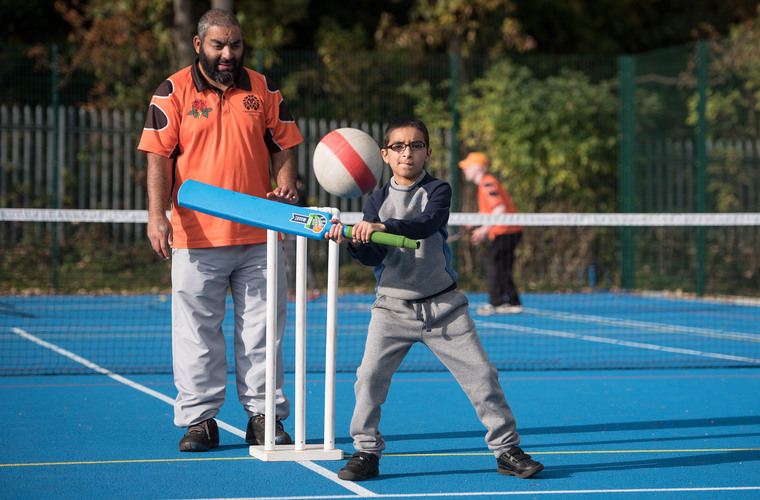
[383,117,430,148]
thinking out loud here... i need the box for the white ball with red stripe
[313,128,383,199]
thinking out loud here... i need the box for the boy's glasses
[386,141,427,153]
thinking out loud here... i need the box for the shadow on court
[380,415,760,446]
[540,449,760,477]
[520,415,760,434]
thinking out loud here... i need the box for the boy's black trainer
[179,418,219,452]
[337,452,380,481]
[497,446,543,478]
[246,415,292,445]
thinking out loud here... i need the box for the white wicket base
[258,229,343,463]
[249,444,344,462]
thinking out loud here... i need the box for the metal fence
[3,102,760,217]
[0,105,454,215]
[2,41,759,296]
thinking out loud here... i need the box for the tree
[683,7,760,211]
[512,0,760,54]
[456,60,618,213]
[236,0,309,55]
[2,0,70,44]
[173,0,195,69]
[407,58,620,285]
[52,0,175,109]
[374,0,535,56]
[43,0,314,108]
[693,8,760,140]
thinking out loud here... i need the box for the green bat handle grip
[343,226,420,249]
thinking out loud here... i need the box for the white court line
[189,486,760,499]
[14,326,758,498]
[11,328,375,498]
[1,331,172,339]
[525,309,760,342]
[479,321,760,365]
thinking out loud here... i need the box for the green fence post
[618,55,636,290]
[695,40,708,296]
[51,44,60,291]
[449,53,459,270]
[255,49,263,73]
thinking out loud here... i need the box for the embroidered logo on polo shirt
[243,94,262,112]
[187,99,212,119]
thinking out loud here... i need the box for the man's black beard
[199,46,244,85]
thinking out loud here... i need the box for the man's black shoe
[497,446,543,478]
[179,418,219,452]
[337,452,380,481]
[246,415,292,445]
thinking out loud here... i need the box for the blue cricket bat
[177,180,420,249]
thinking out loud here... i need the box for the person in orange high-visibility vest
[459,152,524,315]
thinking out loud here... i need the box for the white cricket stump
[249,228,344,462]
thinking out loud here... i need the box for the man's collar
[190,58,252,92]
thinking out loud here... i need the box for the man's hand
[148,212,173,260]
[471,203,505,244]
[471,225,490,244]
[266,185,299,204]
[269,147,298,204]
[146,152,174,260]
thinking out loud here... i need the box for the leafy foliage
[238,0,309,51]
[1,223,170,294]
[27,0,760,112]
[690,13,760,140]
[413,58,619,213]
[402,57,620,287]
[51,0,175,109]
[375,0,535,55]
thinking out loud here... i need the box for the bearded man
[138,8,302,452]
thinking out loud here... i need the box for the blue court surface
[1,291,759,499]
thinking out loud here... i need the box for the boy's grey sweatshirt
[348,170,457,300]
